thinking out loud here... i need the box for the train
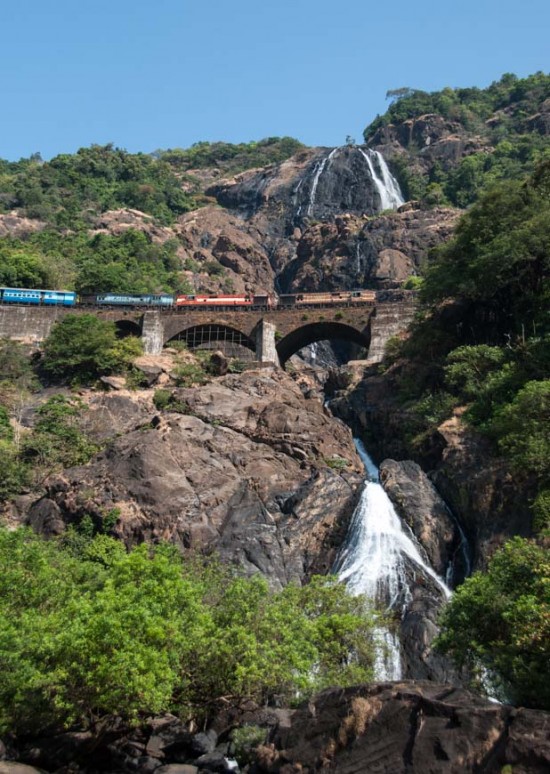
[0,288,77,306]
[0,287,376,310]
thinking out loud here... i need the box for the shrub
[0,529,377,734]
[42,315,142,384]
[436,537,550,709]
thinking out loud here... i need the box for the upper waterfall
[358,148,404,211]
[292,145,404,222]
[306,147,339,216]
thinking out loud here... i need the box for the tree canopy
[42,314,142,383]
[0,528,377,735]
[437,537,550,709]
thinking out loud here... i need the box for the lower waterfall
[335,439,451,680]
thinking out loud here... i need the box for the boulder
[258,682,550,773]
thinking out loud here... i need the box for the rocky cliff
[330,365,534,571]
[13,366,363,590]
[3,682,548,773]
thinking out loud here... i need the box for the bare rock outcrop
[24,370,362,588]
[369,112,492,177]
[174,205,276,294]
[4,682,549,773]
[280,207,460,291]
[259,682,550,773]
[90,208,176,243]
[0,213,47,239]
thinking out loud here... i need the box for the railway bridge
[0,291,416,366]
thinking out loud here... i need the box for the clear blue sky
[2,0,549,160]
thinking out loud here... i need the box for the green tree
[0,529,377,735]
[492,380,550,480]
[437,537,550,709]
[42,314,142,383]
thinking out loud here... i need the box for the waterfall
[358,148,404,211]
[372,150,405,209]
[306,148,339,217]
[293,177,304,217]
[335,439,451,680]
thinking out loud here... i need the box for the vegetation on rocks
[0,228,192,295]
[0,527,377,735]
[158,136,304,175]
[42,314,143,384]
[387,160,550,514]
[0,393,98,500]
[365,72,550,207]
[0,144,197,226]
[437,537,550,709]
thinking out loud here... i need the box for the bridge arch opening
[166,323,256,360]
[114,320,142,338]
[276,321,370,366]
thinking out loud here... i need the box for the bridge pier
[366,299,416,364]
[254,319,280,366]
[141,311,164,355]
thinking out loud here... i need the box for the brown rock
[24,370,362,588]
[260,682,550,774]
[0,213,47,239]
[379,459,458,577]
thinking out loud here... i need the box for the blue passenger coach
[0,288,77,306]
[94,294,174,307]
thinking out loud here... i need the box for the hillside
[366,71,550,206]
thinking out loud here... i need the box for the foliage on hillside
[0,527,377,735]
[0,138,305,294]
[0,390,99,501]
[158,136,304,175]
[0,322,141,500]
[386,161,550,525]
[364,72,550,207]
[437,537,550,709]
[42,314,143,383]
[0,144,198,226]
[0,228,192,295]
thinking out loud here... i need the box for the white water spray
[336,439,451,679]
[358,148,404,211]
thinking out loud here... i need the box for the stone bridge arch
[165,322,256,359]
[276,321,371,365]
[114,319,142,338]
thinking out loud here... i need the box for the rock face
[369,112,491,178]
[174,205,276,295]
[0,213,47,239]
[331,367,534,571]
[22,369,362,588]
[379,459,463,579]
[4,682,549,773]
[258,682,550,773]
[279,207,460,292]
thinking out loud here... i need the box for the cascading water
[306,148,339,216]
[358,148,404,211]
[335,439,451,680]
